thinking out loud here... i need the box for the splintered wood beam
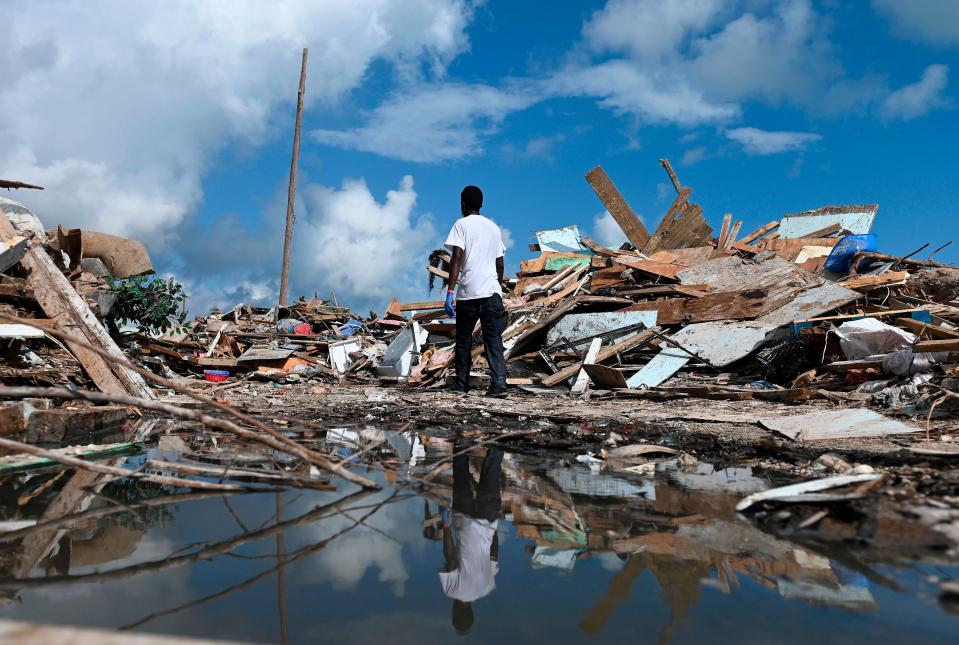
[659,158,682,193]
[642,187,693,253]
[585,166,650,249]
[725,220,742,250]
[716,213,732,250]
[741,221,779,243]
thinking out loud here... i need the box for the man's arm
[448,246,463,292]
[495,256,504,285]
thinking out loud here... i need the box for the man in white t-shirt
[439,446,503,635]
[444,185,508,397]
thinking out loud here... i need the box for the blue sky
[1,0,957,314]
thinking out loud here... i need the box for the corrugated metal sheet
[778,204,877,239]
[760,409,920,441]
[547,310,657,346]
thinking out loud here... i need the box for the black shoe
[450,385,469,395]
[486,384,508,398]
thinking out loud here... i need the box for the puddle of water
[0,429,956,644]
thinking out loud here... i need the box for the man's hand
[445,289,456,318]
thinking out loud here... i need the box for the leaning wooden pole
[279,47,308,307]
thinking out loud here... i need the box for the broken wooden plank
[580,236,626,257]
[725,220,742,251]
[582,364,627,389]
[584,166,650,248]
[659,158,683,193]
[0,218,155,399]
[570,338,602,394]
[716,214,732,251]
[914,338,959,352]
[613,255,686,280]
[740,220,779,244]
[804,222,843,238]
[661,204,713,251]
[642,187,692,253]
[398,300,445,312]
[894,318,959,340]
[841,271,910,291]
[626,289,768,324]
[760,408,920,442]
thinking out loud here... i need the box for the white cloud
[591,210,631,249]
[313,83,537,162]
[685,0,839,105]
[873,0,959,46]
[548,60,740,126]
[681,146,708,165]
[880,64,951,120]
[170,174,436,315]
[0,0,473,244]
[499,226,515,251]
[583,0,727,61]
[725,126,822,154]
[294,175,435,310]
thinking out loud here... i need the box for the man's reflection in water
[438,444,503,635]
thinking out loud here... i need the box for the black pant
[454,294,507,391]
[452,448,503,523]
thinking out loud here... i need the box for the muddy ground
[165,380,959,499]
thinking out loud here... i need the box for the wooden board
[584,166,650,248]
[613,255,685,280]
[740,220,779,244]
[570,337,602,394]
[915,338,959,352]
[894,317,959,339]
[583,364,628,389]
[643,187,692,253]
[841,271,910,291]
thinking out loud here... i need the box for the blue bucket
[824,234,877,273]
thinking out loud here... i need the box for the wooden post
[584,166,650,249]
[659,158,682,194]
[279,48,309,307]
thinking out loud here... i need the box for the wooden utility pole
[279,48,308,307]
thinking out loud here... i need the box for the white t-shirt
[444,214,505,301]
[438,514,499,602]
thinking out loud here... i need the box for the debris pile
[380,159,959,426]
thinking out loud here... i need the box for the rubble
[1,160,959,610]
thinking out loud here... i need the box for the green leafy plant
[106,275,190,336]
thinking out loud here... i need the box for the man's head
[460,185,483,216]
[452,600,474,634]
